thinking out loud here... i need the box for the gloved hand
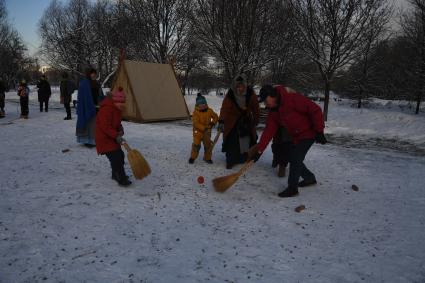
[217,121,224,132]
[116,135,126,145]
[315,133,327,144]
[118,125,124,136]
[248,144,262,162]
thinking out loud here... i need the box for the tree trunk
[416,95,421,114]
[358,88,363,109]
[323,80,331,121]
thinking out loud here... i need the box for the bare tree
[120,0,192,63]
[39,0,94,75]
[401,0,425,114]
[192,0,285,83]
[0,0,28,86]
[345,0,393,108]
[289,0,388,120]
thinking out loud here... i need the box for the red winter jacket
[258,85,325,152]
[95,98,123,154]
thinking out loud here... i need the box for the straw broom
[122,143,151,180]
[213,160,255,193]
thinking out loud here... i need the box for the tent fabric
[112,60,189,122]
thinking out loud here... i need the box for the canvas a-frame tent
[111,60,190,122]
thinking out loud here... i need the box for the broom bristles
[213,173,240,192]
[213,161,254,193]
[123,143,151,180]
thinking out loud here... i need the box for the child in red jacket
[95,87,131,187]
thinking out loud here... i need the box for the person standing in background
[60,73,76,120]
[17,80,30,119]
[0,79,5,118]
[37,75,51,112]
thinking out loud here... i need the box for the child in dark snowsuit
[17,80,30,119]
[95,87,131,187]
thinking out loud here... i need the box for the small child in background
[189,93,219,164]
[95,87,131,187]
[17,80,30,119]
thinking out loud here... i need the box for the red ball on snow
[197,176,205,184]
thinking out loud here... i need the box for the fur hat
[112,87,126,103]
[233,74,248,90]
[196,93,207,106]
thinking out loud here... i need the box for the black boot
[118,177,132,187]
[278,186,299,198]
[226,163,233,170]
[188,158,195,164]
[205,160,213,164]
[298,179,317,187]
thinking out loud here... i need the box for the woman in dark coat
[37,75,51,112]
[218,74,260,169]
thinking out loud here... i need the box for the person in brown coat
[218,74,260,169]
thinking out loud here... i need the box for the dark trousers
[288,139,316,188]
[64,102,71,118]
[272,141,291,167]
[105,149,126,180]
[20,97,29,116]
[0,93,4,110]
[224,127,248,165]
[40,100,49,112]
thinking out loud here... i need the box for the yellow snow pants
[191,129,212,161]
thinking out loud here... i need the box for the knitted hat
[112,87,126,103]
[196,93,207,106]
[259,85,277,102]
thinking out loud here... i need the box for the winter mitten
[248,145,262,162]
[315,133,327,144]
[116,135,126,145]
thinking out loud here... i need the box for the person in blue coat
[76,68,100,147]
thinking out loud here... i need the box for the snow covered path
[1,103,425,282]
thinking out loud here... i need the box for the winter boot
[226,163,234,170]
[278,165,286,178]
[64,116,72,120]
[298,179,317,187]
[278,186,299,198]
[118,177,132,187]
[205,160,213,164]
[272,158,278,168]
[188,158,195,164]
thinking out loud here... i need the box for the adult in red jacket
[250,85,327,198]
[96,87,131,186]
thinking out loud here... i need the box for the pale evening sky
[4,0,410,60]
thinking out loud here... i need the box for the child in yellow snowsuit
[189,94,219,164]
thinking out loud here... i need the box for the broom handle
[237,160,255,177]
[122,142,131,152]
[211,129,222,148]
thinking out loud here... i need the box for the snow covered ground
[1,94,425,282]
